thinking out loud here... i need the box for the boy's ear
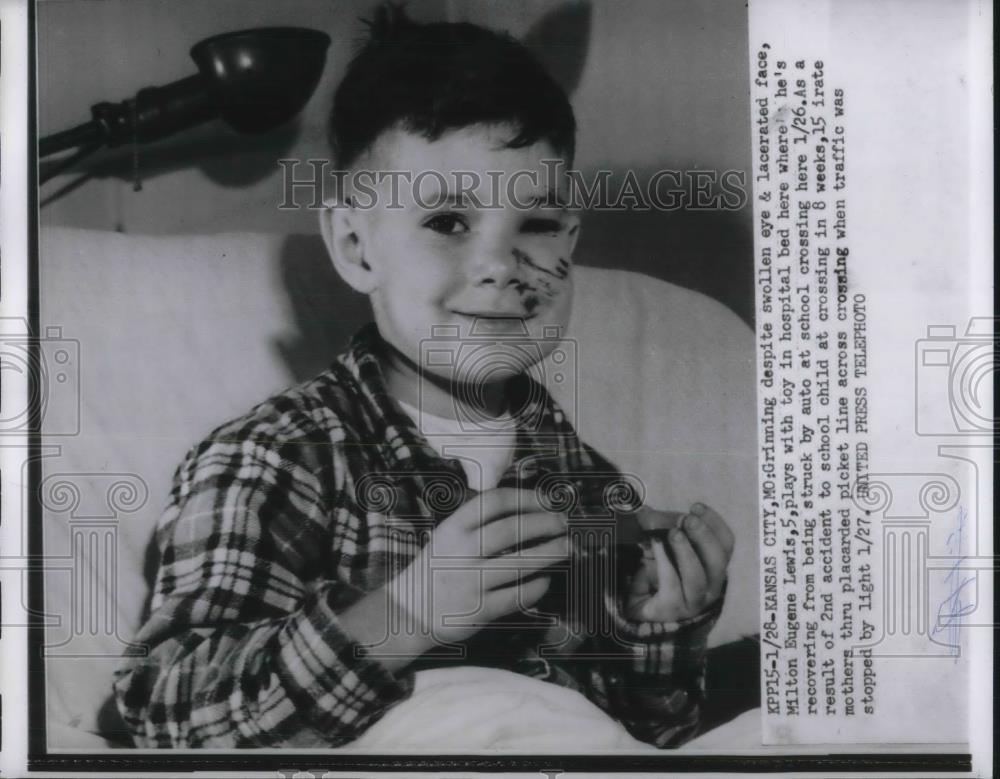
[320,198,377,294]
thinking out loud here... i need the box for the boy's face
[337,124,579,386]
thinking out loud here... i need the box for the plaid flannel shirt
[113,323,722,748]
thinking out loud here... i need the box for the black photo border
[24,0,974,773]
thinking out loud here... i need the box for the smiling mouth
[451,311,537,320]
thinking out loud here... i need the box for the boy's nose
[471,246,522,289]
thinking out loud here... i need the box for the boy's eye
[423,213,470,235]
[521,218,564,235]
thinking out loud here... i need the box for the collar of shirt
[394,396,516,490]
[330,323,603,503]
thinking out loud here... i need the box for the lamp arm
[97,74,218,147]
[38,142,103,184]
[39,121,103,158]
[40,73,218,160]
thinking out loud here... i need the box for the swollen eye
[424,213,469,234]
[521,218,563,235]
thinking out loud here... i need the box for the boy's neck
[375,333,513,421]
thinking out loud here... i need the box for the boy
[113,7,734,749]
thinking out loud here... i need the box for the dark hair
[329,4,576,168]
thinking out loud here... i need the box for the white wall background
[38,0,753,319]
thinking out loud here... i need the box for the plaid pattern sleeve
[112,392,413,748]
[584,588,724,747]
[570,442,726,748]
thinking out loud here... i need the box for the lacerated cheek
[511,248,572,314]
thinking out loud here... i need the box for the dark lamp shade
[39,26,332,166]
[191,27,332,134]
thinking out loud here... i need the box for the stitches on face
[511,250,571,314]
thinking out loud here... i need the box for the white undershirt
[396,398,516,491]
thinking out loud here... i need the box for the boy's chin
[433,357,537,389]
[437,360,543,420]
[468,338,557,375]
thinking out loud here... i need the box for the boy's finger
[480,511,566,556]
[491,574,550,614]
[640,541,681,621]
[461,488,543,529]
[630,561,655,597]
[483,537,569,589]
[650,539,681,595]
[690,502,735,557]
[668,528,709,608]
[681,512,730,583]
[515,526,571,559]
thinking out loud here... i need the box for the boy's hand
[624,503,734,623]
[391,488,569,648]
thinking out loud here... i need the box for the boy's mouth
[450,310,538,321]
[448,310,540,337]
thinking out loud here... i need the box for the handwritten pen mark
[931,505,976,661]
